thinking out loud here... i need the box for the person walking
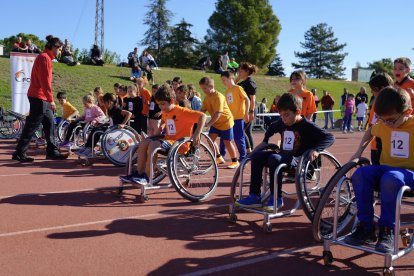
[12,35,68,162]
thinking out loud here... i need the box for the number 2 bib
[282,130,295,151]
[391,131,409,158]
[166,119,177,135]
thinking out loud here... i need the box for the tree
[368,58,394,77]
[292,23,348,79]
[1,33,45,54]
[163,19,198,68]
[204,0,280,68]
[140,0,173,66]
[267,53,285,76]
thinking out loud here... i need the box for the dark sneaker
[375,227,395,254]
[263,196,284,212]
[12,153,34,163]
[235,194,262,208]
[120,172,140,183]
[46,153,69,160]
[344,222,376,246]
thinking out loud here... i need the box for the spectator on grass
[311,88,320,123]
[60,39,78,66]
[89,44,104,66]
[321,90,335,129]
[26,39,40,54]
[221,51,230,70]
[12,36,28,52]
[355,86,369,107]
[188,84,202,111]
[340,88,349,116]
[228,58,239,73]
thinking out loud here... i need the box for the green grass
[0,56,368,118]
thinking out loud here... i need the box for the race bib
[372,113,378,124]
[150,102,155,111]
[128,102,133,111]
[166,119,177,135]
[227,92,234,104]
[282,130,295,151]
[391,131,409,158]
[86,110,91,119]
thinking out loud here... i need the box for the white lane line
[0,167,123,177]
[0,204,228,238]
[181,245,320,276]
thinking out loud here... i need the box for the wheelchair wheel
[167,137,218,202]
[0,112,23,139]
[230,144,279,204]
[312,157,371,242]
[56,120,69,143]
[101,125,141,167]
[295,150,341,221]
[200,132,216,158]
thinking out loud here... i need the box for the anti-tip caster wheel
[383,267,395,276]
[138,194,149,202]
[401,231,411,247]
[228,213,237,223]
[322,250,334,265]
[263,223,272,233]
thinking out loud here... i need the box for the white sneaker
[343,130,347,134]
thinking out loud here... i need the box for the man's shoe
[344,222,376,246]
[46,153,68,160]
[12,153,34,162]
[235,193,261,208]
[375,227,395,254]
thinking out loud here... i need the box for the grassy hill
[0,56,368,117]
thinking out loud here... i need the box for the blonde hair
[136,76,149,87]
[83,94,95,104]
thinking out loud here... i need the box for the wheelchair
[229,143,341,232]
[76,124,143,167]
[118,133,218,203]
[313,158,414,275]
[0,109,25,139]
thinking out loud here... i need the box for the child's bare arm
[205,112,222,128]
[350,127,374,161]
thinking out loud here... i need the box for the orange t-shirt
[288,89,317,118]
[395,77,414,103]
[140,88,152,116]
[161,105,203,143]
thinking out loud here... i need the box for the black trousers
[15,97,58,155]
[244,121,254,150]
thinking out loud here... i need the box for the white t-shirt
[356,103,368,118]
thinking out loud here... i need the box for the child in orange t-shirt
[136,77,151,134]
[288,70,317,120]
[393,57,414,103]
[120,84,206,185]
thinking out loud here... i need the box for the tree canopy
[292,23,347,79]
[267,53,285,76]
[368,58,394,77]
[204,0,280,68]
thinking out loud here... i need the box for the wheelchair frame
[314,158,414,275]
[229,144,341,232]
[118,135,218,203]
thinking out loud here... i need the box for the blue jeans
[249,151,297,197]
[324,111,334,128]
[352,165,414,228]
[342,113,352,131]
[219,119,246,160]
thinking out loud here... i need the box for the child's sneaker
[120,171,140,183]
[131,174,149,186]
[342,130,347,134]
[344,222,376,246]
[263,196,284,212]
[227,161,239,169]
[216,156,225,165]
[235,194,261,208]
[375,227,394,254]
[80,147,92,157]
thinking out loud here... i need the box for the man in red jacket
[12,35,68,162]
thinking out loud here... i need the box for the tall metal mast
[95,0,104,53]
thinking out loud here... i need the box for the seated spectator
[141,50,158,69]
[128,47,141,80]
[12,36,28,52]
[263,95,281,127]
[89,44,104,66]
[228,58,239,73]
[60,39,78,66]
[26,39,40,54]
[140,50,154,84]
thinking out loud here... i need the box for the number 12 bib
[166,119,177,135]
[391,131,409,158]
[283,130,295,151]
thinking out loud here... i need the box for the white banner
[10,52,38,115]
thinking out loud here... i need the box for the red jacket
[27,48,55,102]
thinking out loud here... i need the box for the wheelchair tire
[312,157,371,242]
[230,144,279,203]
[167,138,218,202]
[101,125,141,167]
[56,120,69,143]
[0,112,24,139]
[295,150,341,222]
[201,132,216,158]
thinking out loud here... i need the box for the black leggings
[244,120,254,150]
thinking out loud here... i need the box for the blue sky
[2,0,414,80]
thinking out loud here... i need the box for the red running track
[1,131,414,275]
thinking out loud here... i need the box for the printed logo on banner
[14,69,31,82]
